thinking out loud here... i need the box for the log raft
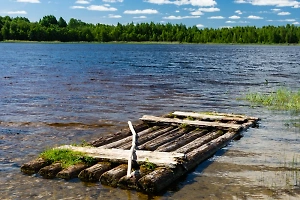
[20,111,260,194]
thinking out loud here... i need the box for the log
[89,123,148,147]
[100,164,128,187]
[78,162,112,182]
[38,163,63,179]
[155,129,208,152]
[175,130,225,154]
[99,126,160,149]
[20,158,50,175]
[138,167,176,194]
[56,163,88,180]
[118,169,148,190]
[140,115,241,130]
[172,111,248,123]
[138,127,190,151]
[120,126,175,150]
[57,145,185,168]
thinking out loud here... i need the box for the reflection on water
[0,43,299,199]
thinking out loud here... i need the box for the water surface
[0,43,300,199]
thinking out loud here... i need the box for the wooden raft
[21,111,259,194]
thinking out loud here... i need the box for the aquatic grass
[244,88,300,112]
[39,148,96,168]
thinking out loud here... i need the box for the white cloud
[279,18,296,21]
[146,0,217,7]
[278,11,291,15]
[75,0,90,4]
[235,0,300,7]
[6,10,27,14]
[235,10,243,14]
[103,0,123,2]
[190,11,204,15]
[226,21,236,23]
[196,24,204,28]
[197,7,220,12]
[208,16,224,19]
[108,14,122,18]
[175,10,180,13]
[229,15,241,19]
[271,8,281,12]
[124,9,158,14]
[247,15,263,19]
[292,22,299,24]
[71,6,85,9]
[133,16,147,19]
[16,0,40,3]
[87,5,117,11]
[163,15,200,19]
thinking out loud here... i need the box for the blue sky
[1,0,300,28]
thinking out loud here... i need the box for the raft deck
[21,111,259,194]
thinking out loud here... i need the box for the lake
[0,43,299,199]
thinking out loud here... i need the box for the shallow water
[0,43,299,199]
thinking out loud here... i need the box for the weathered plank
[172,111,248,122]
[56,145,185,168]
[140,115,241,130]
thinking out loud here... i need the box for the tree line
[0,15,299,44]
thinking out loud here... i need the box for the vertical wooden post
[127,121,137,177]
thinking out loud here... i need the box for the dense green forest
[0,15,300,44]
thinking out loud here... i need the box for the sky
[1,0,300,28]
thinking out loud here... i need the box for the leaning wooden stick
[127,121,137,177]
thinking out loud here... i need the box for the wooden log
[57,145,185,168]
[89,123,148,147]
[20,158,50,175]
[38,163,63,179]
[100,164,128,187]
[78,162,112,182]
[155,129,208,152]
[138,167,176,194]
[175,130,225,154]
[99,126,160,149]
[138,127,190,151]
[120,126,175,150]
[56,163,88,180]
[118,169,149,190]
[172,111,248,123]
[140,115,242,130]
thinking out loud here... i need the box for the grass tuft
[244,88,300,112]
[39,148,96,168]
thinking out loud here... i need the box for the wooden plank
[140,115,242,130]
[172,111,248,122]
[56,145,185,168]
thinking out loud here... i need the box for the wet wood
[89,123,148,147]
[172,111,248,122]
[38,163,62,179]
[138,127,189,151]
[57,145,185,168]
[20,158,50,175]
[175,130,225,154]
[140,115,242,130]
[118,169,149,190]
[56,163,88,180]
[155,129,208,152]
[100,164,128,187]
[78,162,112,182]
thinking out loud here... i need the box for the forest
[0,15,300,44]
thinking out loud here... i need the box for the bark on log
[140,115,241,130]
[38,163,63,179]
[155,129,208,152]
[175,130,225,154]
[89,123,148,147]
[100,164,128,187]
[137,127,185,151]
[120,126,175,150]
[56,163,88,180]
[117,169,149,190]
[78,162,112,182]
[172,111,248,123]
[99,126,160,149]
[20,158,50,175]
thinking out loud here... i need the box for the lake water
[0,43,299,200]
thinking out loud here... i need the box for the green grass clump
[244,88,300,112]
[39,148,96,168]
